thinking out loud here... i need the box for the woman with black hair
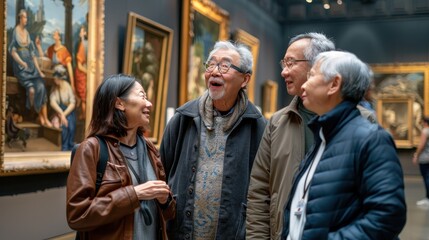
[66,74,175,239]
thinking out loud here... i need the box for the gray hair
[315,51,371,103]
[289,32,335,66]
[207,41,253,74]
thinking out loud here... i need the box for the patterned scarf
[199,89,248,132]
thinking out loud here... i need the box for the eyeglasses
[204,60,250,74]
[280,58,309,70]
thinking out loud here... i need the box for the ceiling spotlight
[322,0,331,9]
[306,0,313,3]
[337,0,343,4]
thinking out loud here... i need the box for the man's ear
[115,97,125,111]
[328,74,342,96]
[240,74,251,88]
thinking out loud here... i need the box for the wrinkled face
[117,82,153,129]
[280,39,311,97]
[204,48,248,107]
[301,62,331,115]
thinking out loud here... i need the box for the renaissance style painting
[371,63,429,147]
[1,0,105,175]
[5,0,88,152]
[232,29,259,102]
[377,97,414,148]
[123,12,173,145]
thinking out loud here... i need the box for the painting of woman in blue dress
[8,9,52,128]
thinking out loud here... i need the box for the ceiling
[249,0,429,23]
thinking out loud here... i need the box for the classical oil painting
[1,0,105,175]
[371,63,429,147]
[123,12,173,145]
[232,29,259,102]
[377,97,414,148]
[179,0,229,105]
[5,0,88,152]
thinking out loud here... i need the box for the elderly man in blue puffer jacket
[282,50,406,240]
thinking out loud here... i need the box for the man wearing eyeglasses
[247,33,335,240]
[160,40,267,239]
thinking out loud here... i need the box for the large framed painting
[179,0,229,105]
[122,12,173,145]
[232,29,259,102]
[371,63,429,147]
[1,0,105,175]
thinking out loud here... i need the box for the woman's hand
[134,180,170,203]
[20,61,28,70]
[60,114,68,127]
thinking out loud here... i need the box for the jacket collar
[176,95,262,120]
[308,100,360,143]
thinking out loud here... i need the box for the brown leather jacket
[66,135,175,240]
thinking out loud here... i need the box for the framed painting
[262,80,278,119]
[1,0,105,175]
[122,12,173,145]
[371,63,429,147]
[179,0,229,105]
[377,97,414,148]
[232,29,259,102]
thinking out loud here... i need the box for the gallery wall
[103,0,285,110]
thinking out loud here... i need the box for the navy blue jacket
[160,98,266,240]
[282,101,406,240]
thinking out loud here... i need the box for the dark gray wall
[280,16,429,107]
[284,17,429,64]
[104,0,181,108]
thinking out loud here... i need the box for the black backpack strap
[94,135,109,193]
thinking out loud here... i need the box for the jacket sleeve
[157,192,176,220]
[328,129,406,239]
[66,138,140,231]
[246,122,272,239]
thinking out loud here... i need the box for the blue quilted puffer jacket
[282,101,406,240]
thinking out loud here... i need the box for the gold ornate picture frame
[179,0,229,105]
[122,12,173,145]
[371,63,429,147]
[377,97,414,148]
[1,0,105,175]
[232,29,259,102]
[262,80,278,119]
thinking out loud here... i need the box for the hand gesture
[134,180,170,204]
